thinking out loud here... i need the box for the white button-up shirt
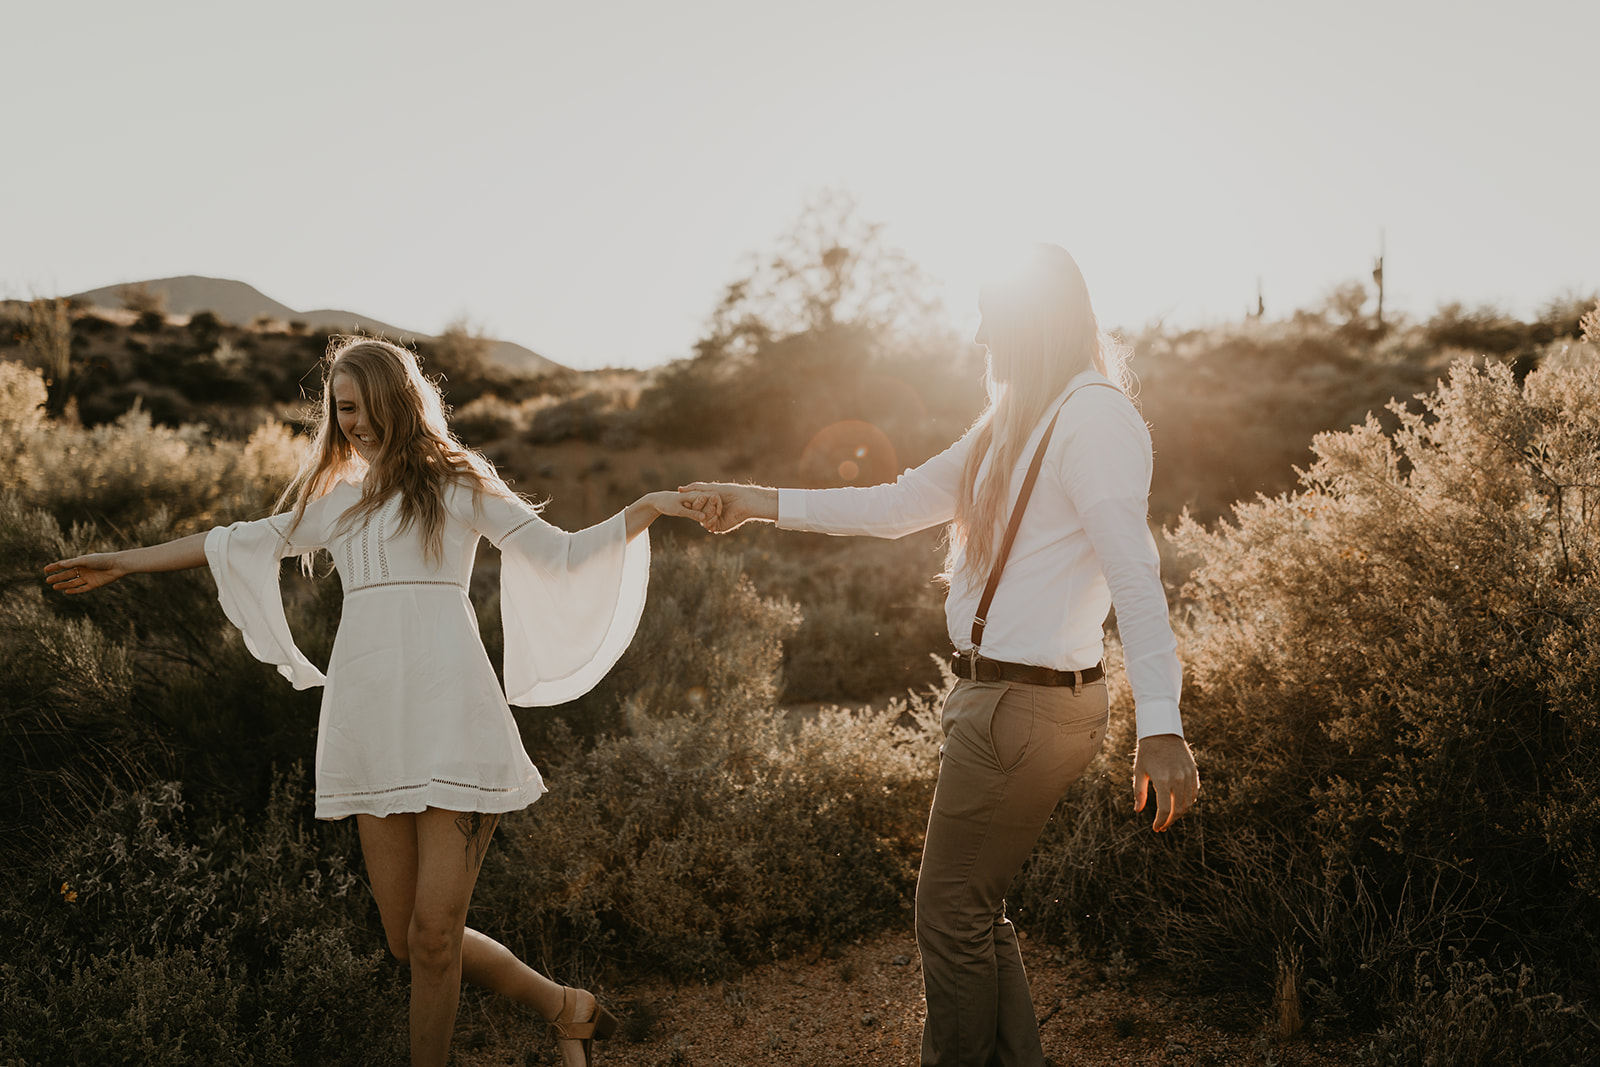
[777,369,1184,739]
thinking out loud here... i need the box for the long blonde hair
[276,336,522,566]
[947,245,1132,584]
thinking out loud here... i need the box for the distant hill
[66,275,565,376]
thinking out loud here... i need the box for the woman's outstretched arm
[44,532,210,595]
[623,489,723,540]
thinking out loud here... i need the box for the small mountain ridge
[65,275,564,375]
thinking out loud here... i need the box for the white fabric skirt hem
[314,776,548,821]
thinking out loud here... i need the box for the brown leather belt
[951,651,1105,688]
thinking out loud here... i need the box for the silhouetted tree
[696,189,941,363]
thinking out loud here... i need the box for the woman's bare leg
[357,811,598,1067]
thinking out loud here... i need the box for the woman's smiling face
[332,372,378,461]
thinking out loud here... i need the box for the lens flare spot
[798,420,898,487]
[685,685,707,709]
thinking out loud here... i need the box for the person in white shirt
[685,244,1199,1067]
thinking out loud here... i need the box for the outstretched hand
[678,483,778,534]
[44,552,125,595]
[1132,733,1200,832]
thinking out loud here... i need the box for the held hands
[1132,733,1200,832]
[677,483,778,534]
[44,552,125,595]
[644,489,723,525]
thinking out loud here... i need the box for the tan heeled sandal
[549,985,617,1065]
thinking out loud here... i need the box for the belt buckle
[957,649,979,681]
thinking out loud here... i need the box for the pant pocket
[987,686,1036,774]
[1043,682,1111,770]
[940,680,1011,771]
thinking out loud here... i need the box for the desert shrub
[0,929,402,1067]
[118,282,166,317]
[0,306,333,434]
[0,942,279,1067]
[0,358,48,438]
[187,309,225,346]
[1014,354,1600,1031]
[737,527,951,703]
[0,485,338,863]
[414,320,494,405]
[523,538,802,749]
[0,768,406,1067]
[475,690,942,979]
[1421,295,1591,365]
[1424,301,1534,357]
[2,361,299,532]
[8,299,74,415]
[0,493,173,866]
[452,391,524,444]
[524,389,611,443]
[39,770,373,964]
[1358,954,1594,1066]
[1132,315,1449,525]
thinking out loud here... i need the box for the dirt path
[452,930,1367,1067]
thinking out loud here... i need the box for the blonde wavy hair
[946,244,1132,585]
[276,336,523,567]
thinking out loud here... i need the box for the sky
[4,0,1595,370]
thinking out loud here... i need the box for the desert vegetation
[2,203,1597,1064]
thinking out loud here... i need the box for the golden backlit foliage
[0,361,300,533]
[1012,346,1600,1063]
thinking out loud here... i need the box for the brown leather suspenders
[969,382,1121,653]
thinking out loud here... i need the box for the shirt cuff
[1134,698,1185,740]
[776,488,809,530]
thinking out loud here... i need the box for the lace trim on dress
[340,495,406,586]
[320,777,527,799]
[376,495,400,580]
[498,515,539,546]
[344,579,466,593]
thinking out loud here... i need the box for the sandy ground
[449,929,1366,1067]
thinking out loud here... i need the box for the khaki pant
[917,678,1110,1067]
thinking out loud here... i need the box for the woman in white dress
[45,337,716,1067]
[686,245,1200,1067]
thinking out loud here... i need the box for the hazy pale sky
[4,0,1595,369]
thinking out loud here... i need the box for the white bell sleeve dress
[203,477,649,820]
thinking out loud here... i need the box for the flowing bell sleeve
[203,485,351,690]
[480,497,650,707]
